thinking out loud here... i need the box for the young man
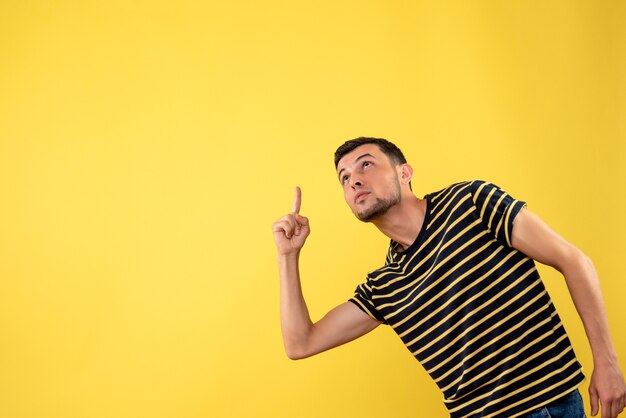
[272,137,626,418]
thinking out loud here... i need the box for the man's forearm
[559,248,626,416]
[559,249,618,365]
[278,252,314,359]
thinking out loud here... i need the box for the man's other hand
[273,187,310,255]
[590,362,626,418]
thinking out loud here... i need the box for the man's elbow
[285,349,305,361]
[558,246,595,276]
[284,344,310,360]
[282,335,311,360]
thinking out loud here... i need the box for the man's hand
[590,362,626,418]
[273,187,310,255]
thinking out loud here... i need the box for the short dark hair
[334,137,407,168]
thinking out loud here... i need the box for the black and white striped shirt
[350,180,584,418]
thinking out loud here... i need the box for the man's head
[334,137,407,169]
[334,137,413,222]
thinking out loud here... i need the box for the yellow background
[1,1,624,417]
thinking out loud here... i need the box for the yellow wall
[1,1,624,417]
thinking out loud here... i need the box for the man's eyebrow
[337,153,376,180]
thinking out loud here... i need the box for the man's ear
[399,163,413,186]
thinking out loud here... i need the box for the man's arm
[272,187,381,360]
[511,208,626,418]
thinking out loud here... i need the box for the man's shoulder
[427,180,478,201]
[427,180,499,198]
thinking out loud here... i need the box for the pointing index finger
[292,186,301,214]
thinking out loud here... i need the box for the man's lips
[355,191,370,203]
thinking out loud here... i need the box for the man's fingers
[610,397,623,418]
[273,213,308,238]
[605,400,613,418]
[272,221,291,238]
[273,218,296,238]
[292,186,301,214]
[591,391,599,416]
[293,214,309,236]
[295,214,309,226]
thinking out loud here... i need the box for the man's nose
[350,177,363,189]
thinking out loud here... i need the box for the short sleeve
[348,281,386,324]
[470,180,527,247]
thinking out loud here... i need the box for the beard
[356,180,401,222]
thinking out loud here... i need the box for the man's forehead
[336,144,383,172]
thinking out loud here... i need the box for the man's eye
[363,161,372,168]
[342,176,349,184]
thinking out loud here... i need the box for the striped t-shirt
[349,180,584,418]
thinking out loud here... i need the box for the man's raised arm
[272,187,381,360]
[511,208,626,418]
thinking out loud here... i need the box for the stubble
[356,176,401,222]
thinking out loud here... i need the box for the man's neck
[371,194,427,251]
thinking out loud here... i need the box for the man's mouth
[355,191,370,203]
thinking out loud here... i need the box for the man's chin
[354,197,399,223]
[356,213,372,223]
[356,208,383,223]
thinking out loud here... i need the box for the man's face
[336,144,402,222]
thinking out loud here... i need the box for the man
[272,137,626,418]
